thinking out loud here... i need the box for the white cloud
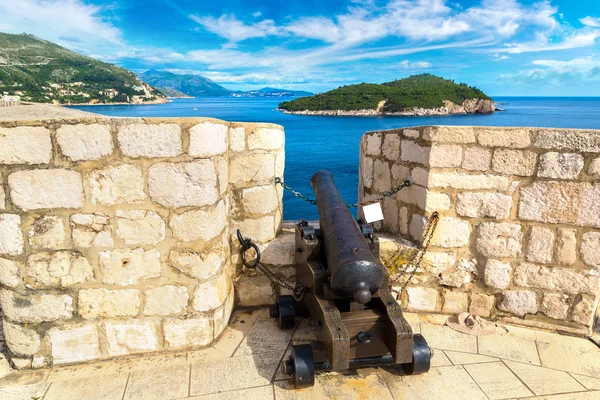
[252,11,262,18]
[189,14,282,42]
[491,53,510,61]
[499,31,600,54]
[580,16,600,28]
[399,60,432,69]
[500,56,600,85]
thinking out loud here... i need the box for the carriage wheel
[283,344,315,388]
[401,334,431,375]
[270,295,296,330]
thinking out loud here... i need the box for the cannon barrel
[310,170,385,304]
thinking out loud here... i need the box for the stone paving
[1,308,599,400]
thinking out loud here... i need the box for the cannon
[271,170,431,388]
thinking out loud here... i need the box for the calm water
[71,97,600,220]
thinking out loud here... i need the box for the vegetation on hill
[278,74,491,112]
[140,69,230,97]
[0,33,164,104]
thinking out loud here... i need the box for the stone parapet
[0,116,284,368]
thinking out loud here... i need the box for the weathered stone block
[456,192,512,220]
[229,127,246,152]
[233,215,275,243]
[462,147,492,171]
[513,263,600,295]
[362,157,374,189]
[572,296,596,326]
[48,325,101,364]
[4,321,40,356]
[0,183,5,210]
[118,123,182,158]
[192,273,231,312]
[71,213,113,248]
[409,214,426,241]
[144,285,189,316]
[442,290,469,314]
[439,269,472,288]
[163,317,213,349]
[27,216,66,250]
[429,145,462,168]
[589,157,600,179]
[0,214,24,256]
[578,184,600,228]
[261,233,295,266]
[423,126,476,143]
[213,293,234,335]
[526,226,555,264]
[373,160,391,193]
[242,185,278,214]
[403,129,419,138]
[421,251,457,274]
[88,164,145,205]
[492,149,537,176]
[469,293,495,318]
[0,258,20,288]
[425,192,451,212]
[170,249,224,280]
[116,210,166,245]
[218,157,229,195]
[170,201,226,242]
[0,126,51,164]
[78,288,140,319]
[476,222,522,258]
[535,129,600,153]
[478,128,531,148]
[230,153,275,187]
[9,169,83,211]
[556,228,577,265]
[428,171,509,190]
[0,288,73,323]
[189,122,228,156]
[56,124,113,161]
[365,133,381,156]
[382,198,398,234]
[498,290,537,316]
[541,293,570,320]
[99,248,161,286]
[580,232,600,266]
[25,251,93,288]
[236,274,274,306]
[538,153,584,180]
[382,133,400,160]
[247,127,284,151]
[484,259,512,289]
[431,217,471,248]
[404,287,439,312]
[104,320,160,357]
[401,140,430,165]
[148,160,218,208]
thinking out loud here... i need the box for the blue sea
[71,97,600,220]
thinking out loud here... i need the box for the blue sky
[2,0,600,95]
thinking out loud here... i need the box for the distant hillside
[278,74,494,116]
[140,69,230,97]
[157,87,194,98]
[0,33,165,105]
[232,87,314,98]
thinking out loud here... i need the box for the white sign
[362,203,384,223]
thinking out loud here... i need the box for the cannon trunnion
[272,170,431,388]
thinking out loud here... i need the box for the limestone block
[429,145,462,168]
[56,124,113,161]
[71,213,113,248]
[27,216,66,250]
[78,288,140,319]
[382,198,398,234]
[362,157,374,189]
[580,232,600,266]
[144,285,189,316]
[0,126,51,164]
[0,288,73,323]
[48,325,101,364]
[236,274,274,306]
[189,122,228,156]
[9,169,83,211]
[170,249,224,280]
[492,149,537,176]
[578,183,600,228]
[233,215,275,243]
[99,248,161,286]
[462,147,492,171]
[242,185,278,215]
[170,201,226,242]
[399,206,408,235]
[104,320,160,357]
[116,210,166,245]
[538,153,584,180]
[0,258,20,288]
[556,228,577,265]
[476,222,522,258]
[0,183,5,210]
[230,153,275,187]
[442,290,469,314]
[535,129,600,153]
[365,133,381,156]
[428,171,509,190]
[192,273,231,312]
[526,227,555,264]
[401,140,430,165]
[408,166,426,186]
[456,192,512,220]
[118,123,182,158]
[572,296,596,326]
[431,217,471,248]
[498,290,537,316]
[439,270,472,288]
[589,157,600,179]
[0,354,9,378]
[469,293,495,318]
[163,317,213,349]
[0,214,24,256]
[373,160,391,193]
[513,263,600,295]
[229,127,246,152]
[398,184,427,210]
[88,164,145,205]
[31,355,49,369]
[404,287,439,312]
[541,293,570,320]
[484,259,512,289]
[382,133,401,160]
[409,214,426,241]
[421,251,457,274]
[218,157,229,196]
[3,321,40,356]
[148,160,218,208]
[11,358,31,370]
[213,292,234,335]
[25,251,93,288]
[403,129,420,138]
[261,233,295,266]
[478,128,531,148]
[247,127,284,151]
[423,126,476,143]
[426,193,452,213]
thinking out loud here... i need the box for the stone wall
[0,115,284,368]
[359,126,600,336]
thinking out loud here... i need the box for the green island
[0,33,165,105]
[278,74,494,116]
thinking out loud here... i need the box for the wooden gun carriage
[270,170,431,388]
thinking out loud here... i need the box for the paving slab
[213,309,264,357]
[0,382,50,400]
[419,323,477,353]
[537,340,600,377]
[124,364,190,400]
[187,385,274,400]
[0,370,48,388]
[532,392,600,400]
[478,334,541,365]
[504,360,586,396]
[274,373,394,400]
[44,372,128,400]
[463,362,533,399]
[234,319,294,356]
[445,351,499,365]
[570,374,600,390]
[430,349,452,367]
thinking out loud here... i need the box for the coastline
[59,98,169,107]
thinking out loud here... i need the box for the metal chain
[274,177,411,209]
